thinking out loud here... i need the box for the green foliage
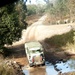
[15,0,27,28]
[0,59,24,75]
[36,4,46,15]
[0,64,16,75]
[27,4,45,16]
[0,4,21,46]
[46,4,56,15]
[55,0,69,18]
[65,0,75,21]
[0,1,27,54]
[27,5,37,16]
[45,0,75,20]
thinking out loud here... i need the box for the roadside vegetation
[26,4,46,26]
[0,1,27,74]
[0,0,27,56]
[0,63,16,75]
[62,72,75,75]
[0,59,24,75]
[45,30,74,47]
[44,30,75,52]
[26,0,75,25]
[43,0,75,25]
[42,0,75,54]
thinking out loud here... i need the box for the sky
[26,0,46,5]
[26,0,56,5]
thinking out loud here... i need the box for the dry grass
[0,60,16,75]
[26,15,41,26]
[43,30,74,49]
[62,72,75,75]
[0,59,25,75]
[43,15,56,25]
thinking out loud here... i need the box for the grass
[62,72,75,75]
[26,14,41,26]
[44,30,75,51]
[0,59,24,75]
[0,60,16,75]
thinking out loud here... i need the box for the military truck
[25,41,45,67]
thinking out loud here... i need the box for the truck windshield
[31,49,42,53]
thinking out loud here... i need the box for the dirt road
[12,14,74,45]
[22,16,74,43]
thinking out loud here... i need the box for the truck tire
[29,63,33,67]
[42,62,45,66]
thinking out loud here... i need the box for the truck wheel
[29,63,33,67]
[42,62,45,66]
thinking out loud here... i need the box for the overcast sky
[26,0,46,5]
[26,0,56,5]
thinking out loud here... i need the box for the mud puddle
[22,70,30,75]
[22,59,75,75]
[46,59,75,75]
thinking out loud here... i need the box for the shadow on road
[8,44,26,58]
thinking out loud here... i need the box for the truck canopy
[25,41,42,49]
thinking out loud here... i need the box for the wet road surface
[22,59,75,75]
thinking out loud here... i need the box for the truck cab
[25,41,45,67]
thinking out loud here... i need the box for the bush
[0,62,16,75]
[27,4,45,16]
[44,30,74,48]
[27,5,37,16]
[0,47,14,57]
[0,59,25,75]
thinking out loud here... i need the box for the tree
[27,5,37,16]
[44,0,49,4]
[55,0,68,19]
[66,0,75,22]
[15,0,28,29]
[0,1,27,54]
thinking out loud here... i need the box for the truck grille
[34,56,42,62]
